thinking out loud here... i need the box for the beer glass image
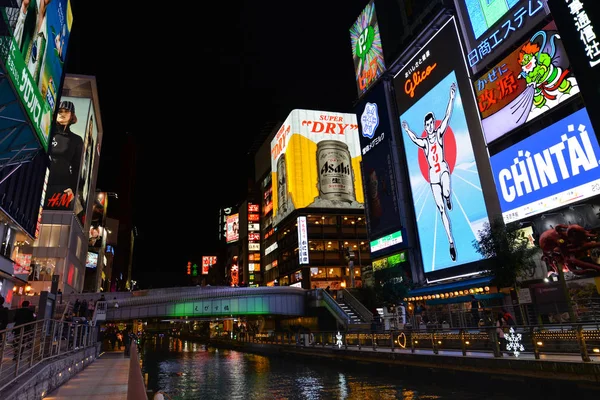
[277,154,289,213]
[316,140,356,202]
[368,169,383,223]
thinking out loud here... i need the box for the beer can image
[276,154,288,213]
[316,140,356,202]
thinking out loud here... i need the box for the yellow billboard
[270,109,364,226]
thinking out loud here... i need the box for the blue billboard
[394,18,490,274]
[490,107,600,222]
[356,82,402,242]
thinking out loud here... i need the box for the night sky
[65,0,371,287]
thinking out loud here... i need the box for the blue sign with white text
[490,107,600,222]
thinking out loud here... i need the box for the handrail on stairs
[307,289,350,329]
[339,289,373,323]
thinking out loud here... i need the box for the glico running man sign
[393,17,491,274]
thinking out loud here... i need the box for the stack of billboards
[247,203,260,285]
[351,0,597,284]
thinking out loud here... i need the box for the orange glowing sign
[404,63,437,98]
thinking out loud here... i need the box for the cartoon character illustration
[477,23,580,143]
[518,31,575,110]
[402,83,457,261]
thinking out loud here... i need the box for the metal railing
[0,319,98,391]
[307,289,350,328]
[218,321,600,362]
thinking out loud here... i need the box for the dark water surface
[141,338,595,400]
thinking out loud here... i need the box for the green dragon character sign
[518,31,575,109]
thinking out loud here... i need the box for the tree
[472,216,539,289]
[373,267,411,307]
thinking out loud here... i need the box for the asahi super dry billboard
[270,110,364,227]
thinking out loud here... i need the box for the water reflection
[141,337,589,400]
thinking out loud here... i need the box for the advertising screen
[226,213,239,243]
[547,0,600,134]
[0,1,73,149]
[44,95,94,213]
[86,251,98,269]
[77,103,98,226]
[350,0,385,97]
[394,18,490,273]
[490,107,600,222]
[89,192,107,250]
[356,81,403,241]
[270,110,364,227]
[454,0,550,74]
[475,21,580,143]
[202,256,217,275]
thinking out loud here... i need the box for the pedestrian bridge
[101,286,307,321]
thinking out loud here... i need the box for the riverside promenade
[45,351,129,400]
[210,336,600,389]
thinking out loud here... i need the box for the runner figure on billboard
[401,83,457,261]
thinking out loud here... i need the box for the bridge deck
[45,351,129,400]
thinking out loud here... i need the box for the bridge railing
[222,322,600,362]
[0,319,98,392]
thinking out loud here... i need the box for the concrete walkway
[45,351,130,400]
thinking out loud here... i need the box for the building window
[309,240,324,251]
[310,267,342,279]
[325,241,339,252]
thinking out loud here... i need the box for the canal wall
[210,340,600,388]
[0,345,100,400]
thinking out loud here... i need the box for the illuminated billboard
[86,252,98,269]
[490,107,600,222]
[350,0,385,97]
[44,96,95,213]
[77,102,98,226]
[475,21,580,143]
[394,18,489,273]
[547,0,600,135]
[202,256,217,275]
[0,0,73,149]
[270,109,364,226]
[225,213,239,243]
[356,81,403,241]
[454,0,550,74]
[89,192,107,250]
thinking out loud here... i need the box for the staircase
[337,301,365,324]
[336,289,373,330]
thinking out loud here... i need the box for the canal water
[141,337,592,400]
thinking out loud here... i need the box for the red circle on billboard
[417,120,457,183]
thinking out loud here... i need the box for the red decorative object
[539,224,600,275]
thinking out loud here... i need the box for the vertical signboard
[77,104,98,226]
[270,110,363,227]
[490,107,600,222]
[454,0,550,74]
[474,21,580,143]
[225,213,239,243]
[547,0,600,133]
[350,0,385,97]
[394,18,490,273]
[0,0,73,149]
[356,81,403,242]
[202,256,217,275]
[44,96,92,213]
[297,216,309,265]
